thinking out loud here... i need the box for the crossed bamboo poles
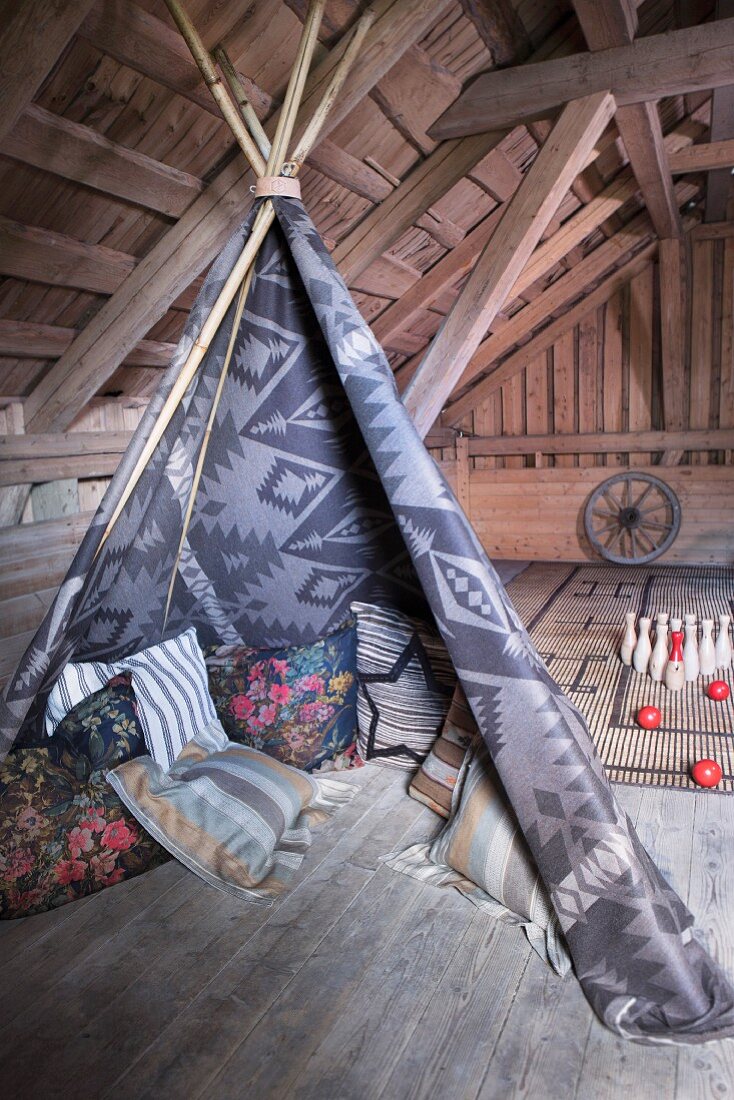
[94,0,375,621]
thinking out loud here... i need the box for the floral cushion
[0,746,169,919]
[205,620,358,772]
[40,675,147,774]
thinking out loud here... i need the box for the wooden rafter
[670,139,734,172]
[572,0,682,239]
[0,321,175,367]
[444,235,664,420]
[0,0,96,147]
[457,0,531,66]
[375,169,637,352]
[333,25,585,285]
[402,92,616,438]
[430,18,734,137]
[23,0,447,435]
[3,105,205,218]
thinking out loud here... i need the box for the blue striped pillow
[45,628,216,768]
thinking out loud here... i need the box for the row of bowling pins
[621,611,732,691]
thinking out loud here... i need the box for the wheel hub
[620,507,640,529]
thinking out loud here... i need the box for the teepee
[2,0,734,1047]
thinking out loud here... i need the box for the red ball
[691,759,723,788]
[637,705,662,730]
[707,680,731,701]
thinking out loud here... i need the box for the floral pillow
[205,620,359,771]
[0,744,169,919]
[0,678,169,919]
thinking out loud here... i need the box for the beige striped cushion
[108,720,355,903]
[387,738,570,975]
[408,686,479,817]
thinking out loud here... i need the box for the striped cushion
[408,685,479,817]
[386,741,571,975]
[351,602,456,769]
[108,720,355,902]
[45,628,216,768]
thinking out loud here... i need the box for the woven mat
[506,562,734,793]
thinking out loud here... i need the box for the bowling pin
[715,613,732,670]
[633,617,652,675]
[620,612,637,666]
[700,619,716,677]
[683,614,699,682]
[665,631,685,692]
[650,620,668,682]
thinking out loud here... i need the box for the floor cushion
[0,738,169,920]
[351,602,456,769]
[108,719,355,903]
[408,685,479,817]
[385,741,571,975]
[44,627,216,767]
[205,620,358,772]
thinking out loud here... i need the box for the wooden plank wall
[433,243,734,562]
[0,398,145,686]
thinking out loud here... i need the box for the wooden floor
[1,762,733,1100]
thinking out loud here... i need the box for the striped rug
[506,562,734,793]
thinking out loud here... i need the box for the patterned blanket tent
[2,197,734,1046]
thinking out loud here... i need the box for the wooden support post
[706,0,734,222]
[455,435,471,515]
[659,238,688,465]
[402,91,616,438]
[572,0,682,239]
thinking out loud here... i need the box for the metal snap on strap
[254,176,301,199]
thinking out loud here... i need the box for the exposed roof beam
[705,1,734,221]
[669,138,734,172]
[0,0,96,147]
[24,0,447,434]
[374,169,638,349]
[691,219,734,237]
[0,217,197,309]
[3,105,204,218]
[333,24,587,284]
[457,0,531,66]
[402,92,616,438]
[333,133,508,284]
[430,18,734,138]
[0,320,175,367]
[444,242,658,423]
[572,0,682,238]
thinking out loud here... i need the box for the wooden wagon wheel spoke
[583,472,681,565]
[631,482,655,511]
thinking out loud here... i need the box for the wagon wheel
[583,472,681,565]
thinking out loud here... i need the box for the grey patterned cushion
[386,740,571,975]
[351,602,456,769]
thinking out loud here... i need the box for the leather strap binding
[254,175,301,199]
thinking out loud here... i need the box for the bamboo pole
[266,0,326,177]
[163,0,267,176]
[95,3,372,559]
[163,264,255,623]
[213,47,271,162]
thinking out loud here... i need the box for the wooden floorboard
[2,755,734,1098]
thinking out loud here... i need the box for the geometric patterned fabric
[1,197,734,1044]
